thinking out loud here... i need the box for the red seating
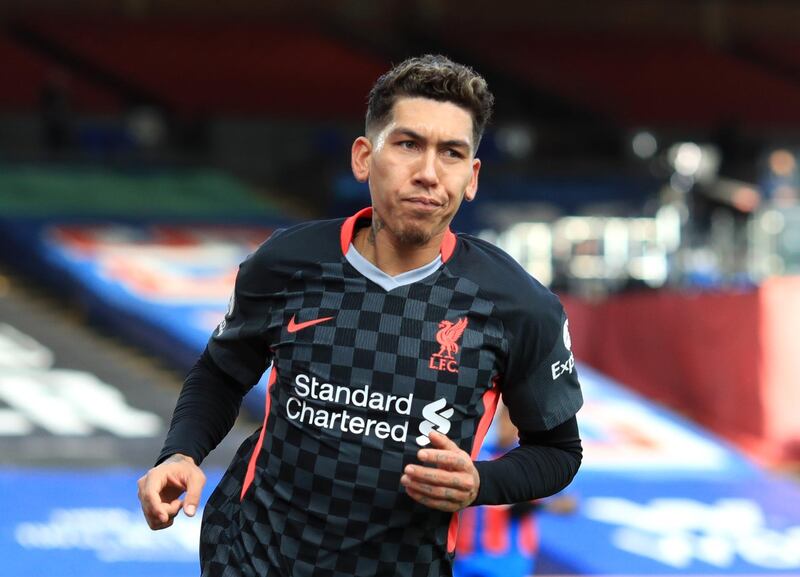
[0,33,118,112]
[745,40,800,76]
[14,18,799,129]
[27,18,387,118]
[447,29,800,128]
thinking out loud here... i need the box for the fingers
[417,431,472,472]
[417,447,472,472]
[426,430,461,451]
[401,431,480,512]
[401,464,476,495]
[403,485,467,512]
[137,456,205,530]
[401,465,476,512]
[182,468,206,517]
[138,472,170,529]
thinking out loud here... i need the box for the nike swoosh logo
[287,314,334,333]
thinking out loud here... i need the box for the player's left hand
[401,430,479,512]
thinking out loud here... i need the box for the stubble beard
[370,214,432,247]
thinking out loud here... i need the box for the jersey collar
[340,207,457,263]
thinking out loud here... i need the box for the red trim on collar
[440,228,457,263]
[339,206,458,262]
[340,207,373,255]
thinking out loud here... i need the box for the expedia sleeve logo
[216,291,236,336]
[551,319,575,380]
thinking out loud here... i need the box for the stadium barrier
[563,277,800,465]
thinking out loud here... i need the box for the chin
[396,225,433,247]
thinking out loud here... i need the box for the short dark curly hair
[365,54,494,151]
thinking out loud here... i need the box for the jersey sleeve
[501,297,583,432]
[207,233,282,388]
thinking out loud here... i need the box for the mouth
[403,197,443,210]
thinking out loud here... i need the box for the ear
[464,157,481,202]
[351,136,372,183]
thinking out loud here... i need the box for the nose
[413,150,439,188]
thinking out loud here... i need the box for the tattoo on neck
[369,219,384,245]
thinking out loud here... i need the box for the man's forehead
[387,97,474,144]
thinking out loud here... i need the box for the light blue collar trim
[345,243,442,291]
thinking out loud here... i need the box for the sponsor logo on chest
[288,373,452,446]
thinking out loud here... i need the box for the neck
[354,225,443,276]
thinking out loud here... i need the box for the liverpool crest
[429,317,468,373]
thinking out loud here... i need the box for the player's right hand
[137,453,206,530]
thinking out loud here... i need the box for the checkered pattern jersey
[201,209,583,577]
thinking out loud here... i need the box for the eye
[444,148,465,159]
[398,140,418,150]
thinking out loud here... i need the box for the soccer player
[138,54,583,577]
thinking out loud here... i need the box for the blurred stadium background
[1,0,800,575]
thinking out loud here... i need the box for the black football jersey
[200,208,582,577]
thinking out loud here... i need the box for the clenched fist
[401,431,479,512]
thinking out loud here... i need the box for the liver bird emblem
[435,317,468,359]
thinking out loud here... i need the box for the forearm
[156,348,250,466]
[472,416,582,506]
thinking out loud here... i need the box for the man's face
[351,97,480,247]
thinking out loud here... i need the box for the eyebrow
[392,128,472,152]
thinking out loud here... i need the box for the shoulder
[450,233,562,316]
[247,217,344,267]
[237,217,345,290]
[449,233,566,360]
[253,218,344,260]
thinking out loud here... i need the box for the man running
[138,54,583,577]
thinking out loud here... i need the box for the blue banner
[538,474,800,574]
[0,468,223,577]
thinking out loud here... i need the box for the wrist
[163,453,196,466]
[472,460,493,506]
